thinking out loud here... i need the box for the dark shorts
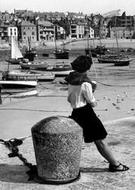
[70,104,107,143]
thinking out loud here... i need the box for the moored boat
[54,49,69,59]
[85,45,108,57]
[0,80,37,89]
[45,62,72,77]
[10,89,38,98]
[23,37,37,61]
[2,70,55,82]
[6,36,24,64]
[24,49,37,61]
[114,57,131,66]
[97,54,131,66]
[20,61,48,71]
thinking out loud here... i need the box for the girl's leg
[94,139,129,172]
[94,139,118,165]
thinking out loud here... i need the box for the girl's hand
[91,81,97,92]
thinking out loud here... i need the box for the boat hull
[0,80,37,89]
[2,70,55,82]
[20,62,48,71]
[98,54,131,66]
[114,60,130,66]
[6,58,22,65]
[45,63,72,76]
[54,50,69,59]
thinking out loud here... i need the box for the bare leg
[94,139,119,166]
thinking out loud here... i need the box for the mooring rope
[0,136,37,181]
[91,58,135,87]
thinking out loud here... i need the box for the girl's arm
[82,82,97,107]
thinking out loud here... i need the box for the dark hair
[71,55,93,73]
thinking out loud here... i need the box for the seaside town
[0,7,135,190]
[0,9,135,46]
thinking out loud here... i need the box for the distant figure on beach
[65,55,129,172]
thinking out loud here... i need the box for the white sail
[11,36,23,59]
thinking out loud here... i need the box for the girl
[65,55,129,172]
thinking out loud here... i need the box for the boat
[10,89,38,98]
[45,62,72,77]
[54,38,69,59]
[54,49,69,59]
[99,17,131,66]
[97,53,131,66]
[23,37,37,61]
[0,80,37,89]
[20,61,48,71]
[2,70,55,82]
[85,45,108,58]
[24,49,37,61]
[6,36,24,64]
[114,56,131,66]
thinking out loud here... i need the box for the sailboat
[6,36,24,64]
[98,17,131,66]
[23,37,37,61]
[85,17,107,58]
[53,28,69,59]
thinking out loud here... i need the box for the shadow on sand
[0,164,109,184]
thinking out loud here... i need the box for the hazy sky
[0,0,135,15]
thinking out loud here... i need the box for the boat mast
[28,37,31,51]
[99,17,102,47]
[85,16,91,56]
[54,25,57,52]
[115,16,120,56]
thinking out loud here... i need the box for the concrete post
[31,116,83,184]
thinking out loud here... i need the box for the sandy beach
[0,40,135,189]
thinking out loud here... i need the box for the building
[110,27,134,39]
[0,24,8,40]
[19,20,37,42]
[70,22,85,39]
[8,26,18,37]
[37,20,55,41]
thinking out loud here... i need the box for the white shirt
[67,82,96,109]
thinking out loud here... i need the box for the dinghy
[0,80,37,89]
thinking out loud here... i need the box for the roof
[20,21,36,27]
[38,20,54,27]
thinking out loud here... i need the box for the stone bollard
[31,116,83,184]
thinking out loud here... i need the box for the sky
[0,0,135,15]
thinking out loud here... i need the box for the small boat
[114,57,131,66]
[97,54,131,66]
[23,37,37,61]
[6,36,24,64]
[2,70,55,82]
[54,49,69,59]
[45,62,72,77]
[20,61,48,71]
[10,89,38,98]
[54,39,69,59]
[85,45,107,57]
[24,49,37,61]
[0,80,37,89]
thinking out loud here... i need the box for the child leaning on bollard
[65,55,129,172]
